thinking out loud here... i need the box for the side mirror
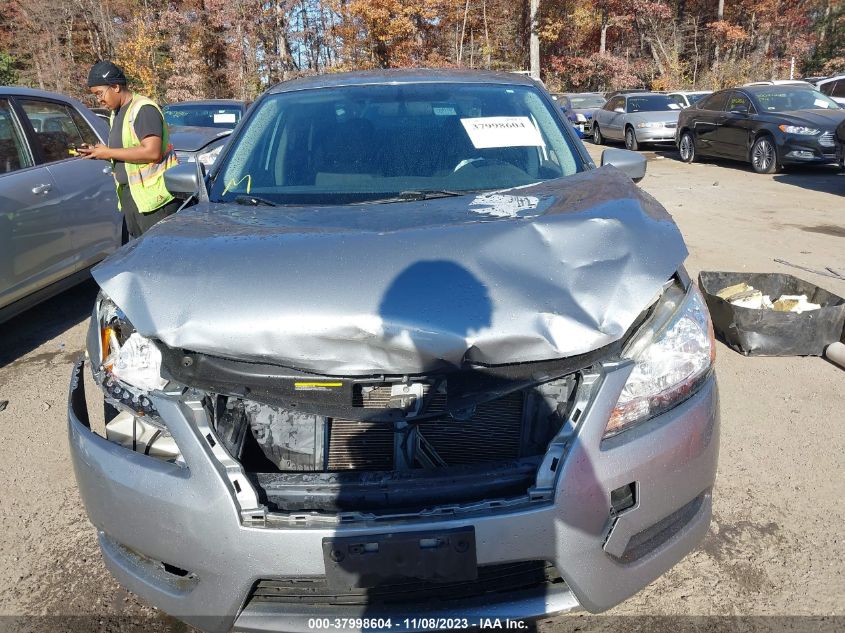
[614,107,625,114]
[164,162,200,199]
[601,148,647,182]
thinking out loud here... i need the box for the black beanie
[87,61,127,87]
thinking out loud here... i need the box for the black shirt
[108,101,164,184]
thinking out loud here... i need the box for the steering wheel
[452,157,510,173]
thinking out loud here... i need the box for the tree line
[0,0,842,105]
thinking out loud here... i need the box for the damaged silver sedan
[68,70,719,633]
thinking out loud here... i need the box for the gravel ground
[0,141,842,633]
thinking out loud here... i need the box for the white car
[667,91,712,108]
[815,75,845,106]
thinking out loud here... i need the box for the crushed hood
[93,166,687,375]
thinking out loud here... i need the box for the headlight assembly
[92,294,183,462]
[778,125,820,135]
[93,294,171,422]
[605,282,715,438]
[197,143,224,166]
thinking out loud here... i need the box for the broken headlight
[91,293,182,462]
[605,281,715,438]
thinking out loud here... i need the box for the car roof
[0,85,87,101]
[622,92,662,98]
[267,69,541,94]
[739,84,817,94]
[669,90,711,94]
[743,80,812,86]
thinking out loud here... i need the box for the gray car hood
[93,166,687,375]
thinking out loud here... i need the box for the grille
[249,561,562,606]
[416,392,525,465]
[327,420,394,470]
[664,122,678,129]
[819,131,834,148]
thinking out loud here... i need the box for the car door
[603,97,627,139]
[690,91,728,154]
[16,97,120,268]
[0,96,75,311]
[719,91,757,159]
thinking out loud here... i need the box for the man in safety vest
[80,61,179,239]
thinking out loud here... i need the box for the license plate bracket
[322,527,477,589]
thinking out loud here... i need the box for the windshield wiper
[356,190,474,205]
[397,189,466,200]
[234,194,277,207]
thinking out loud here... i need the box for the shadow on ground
[0,279,98,369]
[774,166,845,196]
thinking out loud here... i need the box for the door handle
[31,183,52,195]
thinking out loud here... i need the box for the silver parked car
[592,92,683,150]
[69,70,719,633]
[0,87,121,323]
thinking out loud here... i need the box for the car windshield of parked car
[568,95,606,108]
[686,93,709,105]
[210,83,583,205]
[627,95,681,112]
[163,104,242,129]
[754,89,841,112]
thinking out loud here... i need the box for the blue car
[557,93,608,138]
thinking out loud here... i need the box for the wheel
[750,135,778,174]
[678,131,697,163]
[592,123,604,145]
[625,126,639,151]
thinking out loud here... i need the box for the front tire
[679,131,697,163]
[625,127,640,151]
[750,135,778,174]
[593,124,604,145]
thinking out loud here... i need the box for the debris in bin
[716,283,820,313]
[772,295,821,314]
[700,271,845,357]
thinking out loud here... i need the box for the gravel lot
[0,141,843,633]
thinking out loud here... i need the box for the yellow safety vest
[110,94,177,214]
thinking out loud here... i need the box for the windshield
[627,95,681,112]
[163,104,243,129]
[568,95,606,109]
[754,88,842,112]
[210,83,583,205]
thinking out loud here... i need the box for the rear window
[626,95,681,112]
[164,104,243,129]
[210,83,584,206]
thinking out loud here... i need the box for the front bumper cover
[69,360,719,633]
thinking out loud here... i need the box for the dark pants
[120,187,181,239]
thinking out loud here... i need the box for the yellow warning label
[294,381,342,390]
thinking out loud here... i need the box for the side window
[18,99,87,163]
[0,99,33,174]
[819,81,835,96]
[607,97,624,112]
[832,81,845,99]
[698,91,728,112]
[67,108,101,145]
[726,92,754,114]
[669,94,686,107]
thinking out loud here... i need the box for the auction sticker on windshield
[460,116,545,148]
